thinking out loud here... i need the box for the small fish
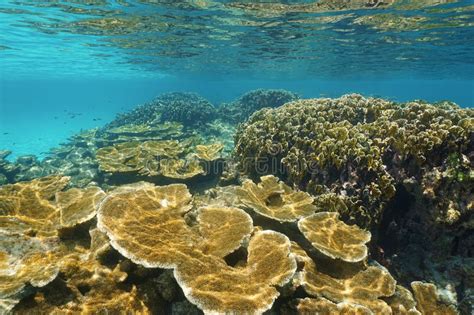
[2,132,8,135]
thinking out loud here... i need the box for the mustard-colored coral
[0,176,108,312]
[96,140,183,174]
[235,94,473,228]
[0,176,105,235]
[292,242,396,314]
[56,186,106,227]
[196,206,254,257]
[97,181,297,313]
[96,139,224,180]
[174,230,297,314]
[159,158,204,179]
[236,175,316,222]
[296,297,372,315]
[386,285,421,315]
[97,182,195,268]
[12,228,149,314]
[298,211,371,262]
[411,281,458,315]
[194,143,224,161]
[299,263,397,313]
[0,233,60,312]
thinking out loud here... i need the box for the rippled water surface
[1,0,473,78]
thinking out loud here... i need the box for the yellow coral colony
[292,242,397,314]
[237,175,316,221]
[298,211,371,262]
[411,281,458,315]
[0,176,107,312]
[97,181,298,313]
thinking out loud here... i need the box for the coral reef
[235,94,473,227]
[158,92,217,126]
[218,89,299,124]
[1,92,471,314]
[235,94,473,314]
[96,139,224,181]
[96,181,296,313]
[105,92,216,129]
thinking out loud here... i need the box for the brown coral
[0,176,105,235]
[298,211,371,262]
[296,297,372,315]
[299,262,397,314]
[175,230,297,314]
[95,140,184,174]
[194,143,224,161]
[97,182,195,268]
[411,281,458,315]
[97,181,297,313]
[159,158,205,179]
[236,175,316,222]
[0,233,61,311]
[0,176,108,312]
[56,186,106,227]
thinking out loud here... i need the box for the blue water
[1,0,473,159]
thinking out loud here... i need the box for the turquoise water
[1,0,473,158]
[1,2,474,314]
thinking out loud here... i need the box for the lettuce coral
[235,94,473,229]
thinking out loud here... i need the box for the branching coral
[298,211,371,262]
[157,92,217,126]
[236,175,316,222]
[105,92,216,128]
[218,89,299,124]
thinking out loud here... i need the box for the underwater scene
[0,0,474,314]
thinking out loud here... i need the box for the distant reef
[1,90,472,314]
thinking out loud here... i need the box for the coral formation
[298,211,371,262]
[236,175,316,222]
[1,93,470,314]
[295,297,372,314]
[96,139,224,180]
[411,281,458,315]
[97,181,298,313]
[0,176,104,236]
[158,92,217,126]
[218,89,299,124]
[106,92,216,129]
[235,94,473,228]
